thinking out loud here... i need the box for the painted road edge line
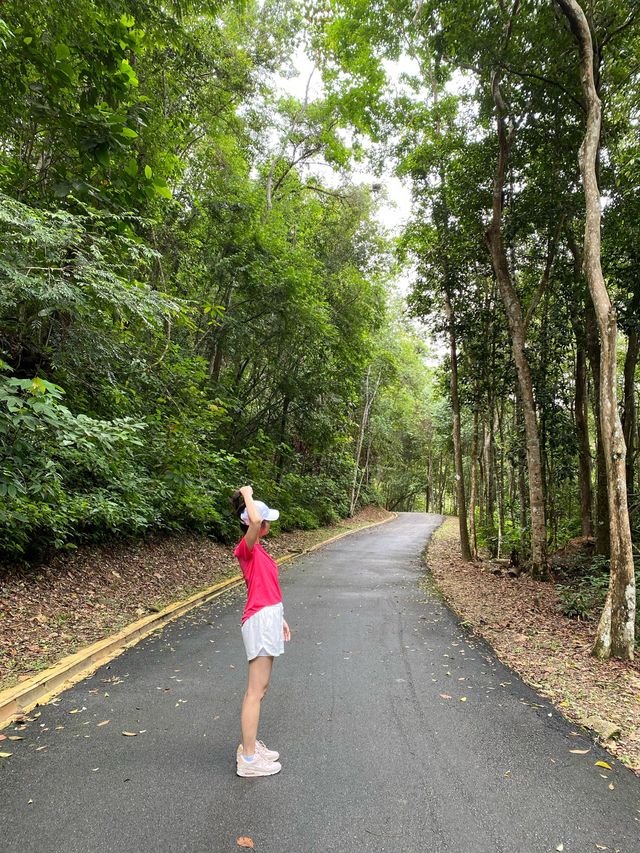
[0,511,398,727]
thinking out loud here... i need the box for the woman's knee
[245,683,268,701]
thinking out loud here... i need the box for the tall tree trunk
[586,301,610,554]
[486,69,548,579]
[497,404,506,558]
[483,410,497,555]
[622,328,638,503]
[426,446,433,512]
[567,224,608,550]
[443,291,472,560]
[556,0,635,660]
[575,341,595,537]
[468,409,480,559]
[350,368,381,516]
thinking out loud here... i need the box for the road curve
[2,512,639,852]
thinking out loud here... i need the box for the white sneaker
[236,753,282,778]
[236,740,280,762]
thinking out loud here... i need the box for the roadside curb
[0,511,398,727]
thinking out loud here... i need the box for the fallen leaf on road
[460,697,467,702]
[595,845,608,850]
[439,693,452,700]
[0,751,13,758]
[35,746,47,751]
[595,761,612,770]
[0,735,6,741]
[97,720,110,727]
[608,783,614,790]
[236,837,254,849]
[569,749,590,754]
[556,844,564,851]
[122,731,138,737]
[8,736,24,741]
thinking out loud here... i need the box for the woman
[232,485,291,777]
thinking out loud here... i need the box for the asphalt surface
[2,512,639,853]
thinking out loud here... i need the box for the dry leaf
[8,736,24,741]
[556,844,564,851]
[595,845,608,850]
[569,748,590,755]
[439,693,452,700]
[236,838,254,849]
[0,734,6,741]
[35,746,47,751]
[608,783,614,790]
[122,731,138,737]
[0,751,13,758]
[595,761,612,770]
[97,720,110,727]
[460,697,467,702]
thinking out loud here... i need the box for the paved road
[2,513,639,853]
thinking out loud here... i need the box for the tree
[554,0,635,660]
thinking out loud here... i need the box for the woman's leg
[240,655,274,756]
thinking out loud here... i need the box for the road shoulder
[425,517,640,774]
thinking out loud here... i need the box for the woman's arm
[239,485,262,550]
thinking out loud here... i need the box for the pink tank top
[234,537,283,624]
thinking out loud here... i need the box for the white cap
[240,499,280,525]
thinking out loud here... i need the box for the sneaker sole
[236,763,282,778]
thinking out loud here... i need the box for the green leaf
[120,127,138,139]
[55,43,70,61]
[124,158,138,177]
[23,36,33,45]
[154,183,172,199]
[120,13,135,28]
[119,59,138,87]
[144,165,152,180]
[95,145,110,167]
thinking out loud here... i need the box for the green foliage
[557,557,612,620]
[0,0,434,560]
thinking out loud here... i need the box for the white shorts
[241,602,284,661]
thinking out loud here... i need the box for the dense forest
[0,1,638,659]
[0,0,435,562]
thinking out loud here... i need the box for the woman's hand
[239,485,253,500]
[283,620,291,642]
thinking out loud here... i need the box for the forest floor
[425,517,640,774]
[0,506,392,693]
